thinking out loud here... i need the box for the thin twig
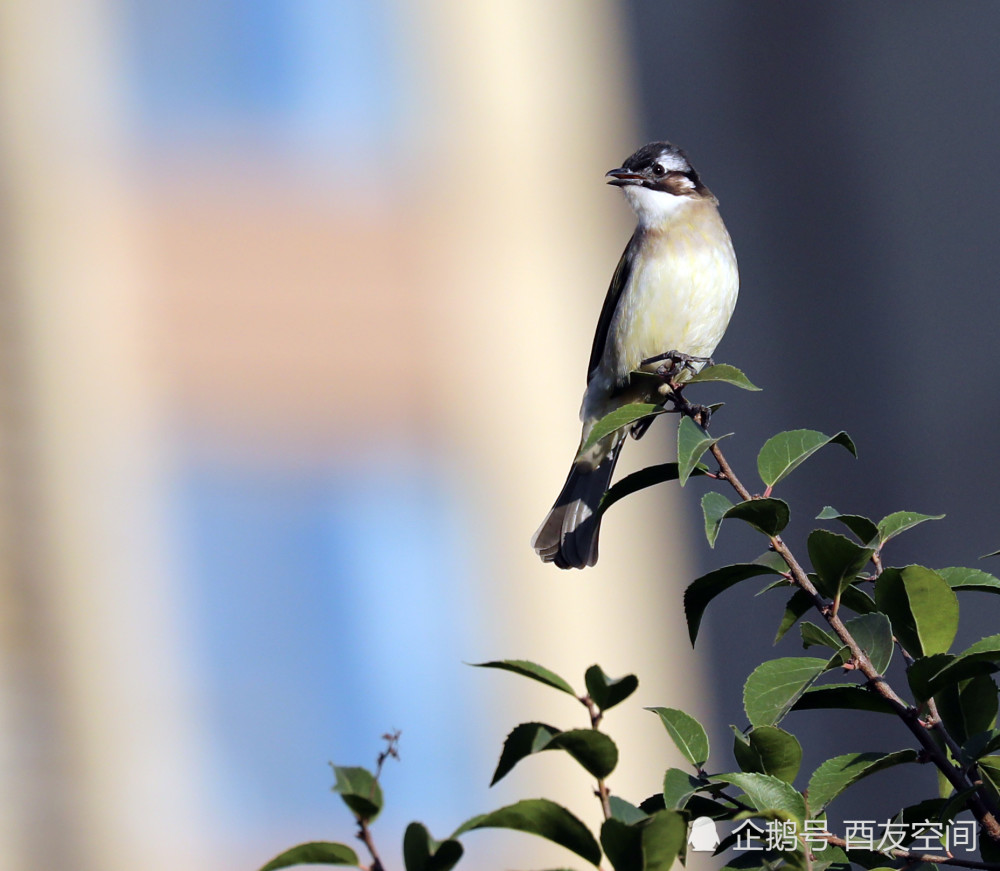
[822,834,1000,870]
[581,696,613,820]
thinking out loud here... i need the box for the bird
[531,141,739,569]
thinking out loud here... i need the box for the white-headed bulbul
[532,141,739,569]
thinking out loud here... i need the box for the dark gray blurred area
[623,1,1000,823]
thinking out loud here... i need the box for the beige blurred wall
[0,3,709,870]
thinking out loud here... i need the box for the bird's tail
[531,439,625,569]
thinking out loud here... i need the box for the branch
[822,834,1000,871]
[669,396,1000,843]
[581,695,612,820]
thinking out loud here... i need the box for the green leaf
[806,751,918,814]
[585,665,638,712]
[936,675,998,745]
[732,726,802,783]
[677,416,731,486]
[704,497,790,548]
[790,683,895,715]
[454,799,601,866]
[844,612,894,674]
[714,772,806,823]
[471,660,576,695]
[491,722,618,785]
[727,499,791,538]
[816,507,878,545]
[609,796,649,824]
[686,363,761,391]
[757,430,857,490]
[800,622,841,651]
[258,842,360,871]
[774,589,814,644]
[647,707,710,768]
[874,566,959,656]
[403,823,463,871]
[839,584,878,615]
[601,811,687,871]
[807,530,874,600]
[906,653,954,703]
[702,491,734,548]
[331,766,383,823]
[743,657,828,727]
[920,635,1000,695]
[599,463,706,517]
[937,566,1000,594]
[685,564,783,645]
[662,767,705,809]
[875,511,945,549]
[580,403,663,455]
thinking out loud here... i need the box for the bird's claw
[642,350,714,381]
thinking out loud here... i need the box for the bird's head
[606,141,708,226]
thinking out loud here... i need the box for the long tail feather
[531,440,624,569]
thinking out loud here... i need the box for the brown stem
[582,696,613,820]
[822,834,1000,870]
[357,820,385,871]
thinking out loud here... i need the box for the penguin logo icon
[688,816,721,852]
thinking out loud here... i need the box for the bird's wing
[586,229,641,384]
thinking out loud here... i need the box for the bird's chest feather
[608,219,737,377]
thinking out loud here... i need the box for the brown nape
[649,171,708,197]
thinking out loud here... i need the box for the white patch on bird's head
[651,149,690,174]
[622,182,694,228]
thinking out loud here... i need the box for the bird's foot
[642,350,714,381]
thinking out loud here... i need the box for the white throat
[622,184,692,229]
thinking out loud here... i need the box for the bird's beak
[606,168,644,186]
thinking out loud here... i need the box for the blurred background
[1,2,999,870]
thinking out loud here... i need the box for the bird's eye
[652,163,665,176]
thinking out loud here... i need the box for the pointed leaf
[714,772,806,823]
[609,796,649,824]
[472,660,575,695]
[937,566,1000,594]
[791,684,896,715]
[403,823,463,871]
[677,416,731,486]
[331,766,383,822]
[580,403,663,455]
[585,665,638,712]
[259,842,360,871]
[757,430,857,490]
[600,463,705,517]
[734,726,802,783]
[662,767,705,809]
[491,722,618,784]
[921,635,1000,695]
[936,674,998,745]
[743,657,828,727]
[454,799,601,866]
[874,566,959,656]
[876,511,945,549]
[647,707,710,768]
[685,564,783,645]
[601,811,686,871]
[807,530,873,600]
[491,722,560,785]
[686,363,761,390]
[774,589,815,643]
[839,584,877,615]
[844,612,893,674]
[800,622,841,651]
[816,507,878,545]
[702,491,734,548]
[807,750,918,814]
[726,498,791,539]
